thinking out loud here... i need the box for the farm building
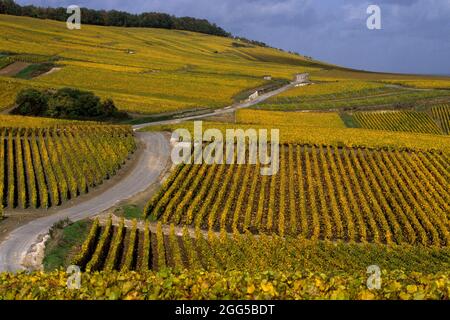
[248,91,259,100]
[294,73,310,83]
[263,75,272,80]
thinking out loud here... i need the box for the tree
[101,98,118,117]
[12,87,124,120]
[0,1,231,37]
[13,88,48,116]
[46,88,102,118]
[0,0,21,15]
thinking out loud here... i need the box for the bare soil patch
[0,61,30,76]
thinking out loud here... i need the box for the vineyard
[274,80,388,98]
[352,111,444,135]
[145,115,450,153]
[431,104,450,134]
[381,79,450,90]
[1,268,448,300]
[142,145,449,246]
[0,114,97,127]
[0,122,136,209]
[258,79,450,111]
[0,15,323,114]
[236,109,346,128]
[73,217,450,273]
[309,68,450,84]
[2,9,450,302]
[0,78,30,111]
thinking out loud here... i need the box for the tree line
[0,0,230,37]
[12,88,127,120]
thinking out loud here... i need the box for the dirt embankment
[39,67,61,77]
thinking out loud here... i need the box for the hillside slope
[0,14,326,114]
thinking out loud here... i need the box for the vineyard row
[73,219,450,273]
[353,111,443,135]
[0,126,135,209]
[144,145,450,247]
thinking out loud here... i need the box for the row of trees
[12,88,125,120]
[0,0,230,37]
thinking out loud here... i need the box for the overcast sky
[15,0,450,75]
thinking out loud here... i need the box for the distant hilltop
[0,0,234,38]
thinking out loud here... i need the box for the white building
[294,73,310,83]
[248,91,259,101]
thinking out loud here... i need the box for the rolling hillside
[1,10,450,302]
[0,14,325,114]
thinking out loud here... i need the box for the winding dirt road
[132,81,299,129]
[0,80,297,272]
[0,132,170,272]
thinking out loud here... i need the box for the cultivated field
[143,145,449,246]
[74,218,450,273]
[352,111,444,134]
[0,15,322,114]
[258,83,450,111]
[146,109,450,152]
[1,12,450,301]
[0,116,135,209]
[431,104,450,134]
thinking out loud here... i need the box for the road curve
[0,81,297,272]
[0,132,170,272]
[132,81,299,130]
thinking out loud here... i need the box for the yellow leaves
[406,285,418,294]
[247,284,255,294]
[30,276,39,284]
[260,280,276,296]
[200,280,210,291]
[399,292,411,300]
[106,287,121,300]
[358,290,376,300]
[388,281,402,292]
[1,269,448,300]
[315,278,325,290]
[329,288,349,300]
[435,278,446,289]
[121,281,136,295]
[293,280,303,291]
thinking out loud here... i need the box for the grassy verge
[339,112,361,128]
[14,63,55,79]
[0,56,12,69]
[118,205,143,220]
[43,220,92,271]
